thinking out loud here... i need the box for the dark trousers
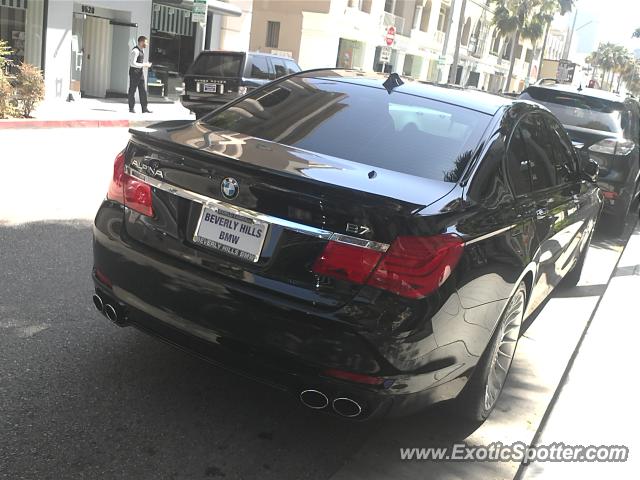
[128,69,148,111]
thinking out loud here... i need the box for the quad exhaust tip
[92,294,104,313]
[299,389,329,410]
[104,304,118,324]
[332,397,362,418]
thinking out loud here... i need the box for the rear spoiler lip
[126,126,449,212]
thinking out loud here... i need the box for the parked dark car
[93,70,601,423]
[181,50,301,118]
[520,84,640,232]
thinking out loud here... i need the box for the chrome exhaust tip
[92,294,104,313]
[104,304,118,324]
[332,397,362,418]
[299,389,329,410]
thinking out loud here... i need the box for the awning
[0,0,27,9]
[207,0,242,17]
[152,4,194,36]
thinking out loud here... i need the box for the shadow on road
[0,215,635,479]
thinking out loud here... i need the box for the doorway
[69,12,138,99]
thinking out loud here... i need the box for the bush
[0,70,18,119]
[15,63,44,117]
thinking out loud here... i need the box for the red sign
[385,26,396,46]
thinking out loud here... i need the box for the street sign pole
[381,26,395,74]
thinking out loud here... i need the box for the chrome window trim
[125,166,390,252]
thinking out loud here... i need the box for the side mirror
[581,157,599,183]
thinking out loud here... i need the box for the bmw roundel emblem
[221,177,239,200]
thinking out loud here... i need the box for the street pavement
[0,127,635,479]
[520,223,640,479]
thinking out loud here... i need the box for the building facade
[0,0,564,103]
[0,0,249,101]
[249,0,543,93]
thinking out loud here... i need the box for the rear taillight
[312,241,383,284]
[367,235,464,299]
[107,151,126,204]
[589,139,635,156]
[106,151,154,217]
[312,234,464,299]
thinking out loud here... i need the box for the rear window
[520,87,624,133]
[202,76,491,182]
[187,53,243,77]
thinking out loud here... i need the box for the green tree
[491,0,572,92]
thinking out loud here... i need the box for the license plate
[193,206,268,262]
[203,83,217,93]
[202,83,224,94]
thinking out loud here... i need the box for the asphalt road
[0,127,633,480]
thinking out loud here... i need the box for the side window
[507,126,532,196]
[284,60,300,74]
[520,114,556,191]
[249,55,270,80]
[624,101,640,141]
[545,115,577,185]
[271,58,288,78]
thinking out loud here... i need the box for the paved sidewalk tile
[520,222,640,479]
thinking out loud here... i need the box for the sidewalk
[0,97,194,129]
[520,221,640,478]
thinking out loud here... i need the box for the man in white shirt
[128,36,152,113]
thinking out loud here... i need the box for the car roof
[296,69,513,115]
[523,83,628,105]
[199,50,298,61]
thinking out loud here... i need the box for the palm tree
[491,0,572,92]
[586,43,633,92]
[536,0,573,81]
[448,0,468,84]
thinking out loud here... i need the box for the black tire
[609,197,631,236]
[561,231,592,288]
[454,282,526,425]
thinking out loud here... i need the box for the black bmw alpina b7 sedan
[92,69,601,423]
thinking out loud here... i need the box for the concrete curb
[0,119,160,129]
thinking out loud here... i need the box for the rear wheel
[454,282,526,424]
[609,196,631,236]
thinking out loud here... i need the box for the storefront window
[149,1,196,98]
[336,38,364,70]
[0,0,45,70]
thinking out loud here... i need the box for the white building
[0,0,250,101]
[248,0,541,93]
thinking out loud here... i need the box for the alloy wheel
[483,290,525,411]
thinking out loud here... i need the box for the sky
[554,0,640,57]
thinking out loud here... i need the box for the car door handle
[536,208,548,219]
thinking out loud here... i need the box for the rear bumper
[91,202,479,419]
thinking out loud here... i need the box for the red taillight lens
[107,151,126,204]
[602,190,619,200]
[124,177,154,217]
[106,151,154,217]
[367,235,463,299]
[312,234,464,299]
[312,241,383,284]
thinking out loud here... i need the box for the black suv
[520,84,640,232]
[181,51,301,118]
